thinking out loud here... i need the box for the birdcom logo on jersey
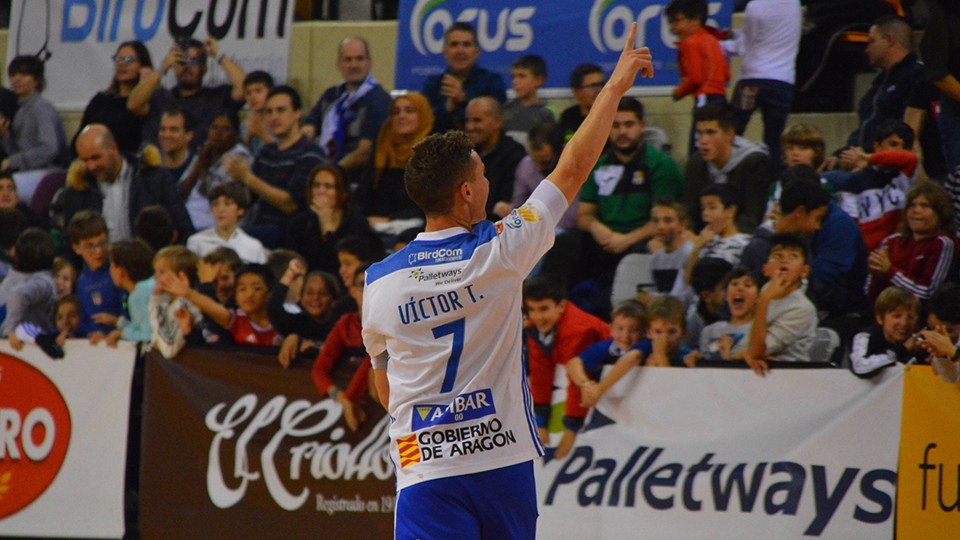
[408,0,536,56]
[588,0,723,53]
[0,353,72,519]
[408,247,464,265]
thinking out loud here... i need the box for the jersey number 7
[432,318,465,393]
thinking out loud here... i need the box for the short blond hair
[155,246,199,285]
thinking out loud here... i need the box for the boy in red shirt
[523,276,609,454]
[666,0,730,154]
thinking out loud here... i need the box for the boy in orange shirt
[666,0,730,154]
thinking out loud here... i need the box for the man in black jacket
[847,16,924,149]
[63,123,194,243]
[464,96,526,221]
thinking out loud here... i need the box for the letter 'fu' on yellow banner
[897,365,960,539]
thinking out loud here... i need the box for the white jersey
[362,181,567,490]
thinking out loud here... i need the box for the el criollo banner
[138,349,395,539]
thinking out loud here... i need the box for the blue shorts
[395,460,538,540]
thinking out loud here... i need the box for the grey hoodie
[684,135,776,232]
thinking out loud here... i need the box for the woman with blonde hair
[356,92,434,235]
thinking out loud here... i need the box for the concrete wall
[0,19,860,164]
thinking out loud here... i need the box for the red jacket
[866,232,958,300]
[311,312,369,403]
[673,26,729,100]
[527,302,610,421]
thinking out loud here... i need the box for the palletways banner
[535,365,904,539]
[0,340,137,538]
[138,348,395,539]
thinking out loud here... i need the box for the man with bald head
[465,96,526,220]
[63,123,193,242]
[847,16,924,149]
[301,37,390,186]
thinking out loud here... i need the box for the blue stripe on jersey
[519,327,545,456]
[366,221,499,285]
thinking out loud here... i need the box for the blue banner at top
[395,0,732,95]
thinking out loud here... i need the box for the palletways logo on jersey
[408,267,464,284]
[407,247,465,266]
[0,353,72,519]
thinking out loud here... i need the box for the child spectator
[160,262,280,347]
[186,182,269,263]
[336,233,384,289]
[53,295,81,347]
[200,247,242,305]
[240,70,275,155]
[562,300,646,459]
[312,265,374,431]
[866,181,957,301]
[523,275,610,453]
[782,123,827,170]
[687,266,760,364]
[52,257,77,299]
[824,120,920,250]
[2,228,56,346]
[135,205,178,252]
[685,257,733,349]
[273,259,344,367]
[581,296,691,407]
[149,246,203,358]
[742,234,818,375]
[764,123,828,219]
[665,0,730,153]
[0,174,46,229]
[850,286,920,378]
[68,210,123,338]
[917,284,960,382]
[101,239,155,347]
[630,199,694,302]
[685,184,751,281]
[12,294,82,359]
[502,55,556,146]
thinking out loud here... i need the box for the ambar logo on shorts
[0,353,72,519]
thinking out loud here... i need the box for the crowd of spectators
[2,0,960,452]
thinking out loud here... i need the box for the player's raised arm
[547,22,654,203]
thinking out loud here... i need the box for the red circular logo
[0,352,72,519]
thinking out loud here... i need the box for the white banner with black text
[535,366,904,539]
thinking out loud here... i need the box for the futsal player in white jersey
[361,23,654,540]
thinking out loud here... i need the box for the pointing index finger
[623,21,638,54]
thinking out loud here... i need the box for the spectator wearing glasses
[74,41,166,155]
[559,64,606,142]
[130,36,246,150]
